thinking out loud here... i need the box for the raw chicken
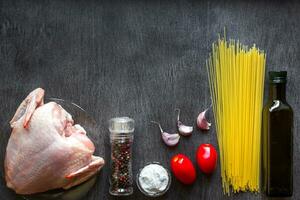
[5,88,105,194]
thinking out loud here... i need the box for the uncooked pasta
[207,36,266,194]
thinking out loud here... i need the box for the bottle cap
[109,117,135,133]
[269,71,287,83]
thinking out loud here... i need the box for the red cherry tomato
[196,144,217,174]
[170,154,196,184]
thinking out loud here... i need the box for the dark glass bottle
[262,71,293,197]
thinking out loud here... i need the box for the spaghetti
[207,36,266,194]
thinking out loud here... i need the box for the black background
[0,0,299,199]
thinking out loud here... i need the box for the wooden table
[0,0,299,199]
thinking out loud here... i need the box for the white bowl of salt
[136,162,171,197]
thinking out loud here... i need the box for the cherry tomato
[170,154,196,184]
[196,144,217,174]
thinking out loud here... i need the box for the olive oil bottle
[262,71,293,197]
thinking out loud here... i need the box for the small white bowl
[136,162,171,197]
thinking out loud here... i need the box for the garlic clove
[197,109,211,131]
[178,124,193,136]
[162,132,180,146]
[151,120,180,146]
[175,108,194,136]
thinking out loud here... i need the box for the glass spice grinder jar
[109,117,134,196]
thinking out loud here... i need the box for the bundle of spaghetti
[207,37,266,195]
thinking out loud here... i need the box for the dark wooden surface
[0,0,299,199]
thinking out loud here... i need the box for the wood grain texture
[0,0,299,199]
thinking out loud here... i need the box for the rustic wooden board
[0,0,299,199]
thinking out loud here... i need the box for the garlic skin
[175,109,193,136]
[151,121,180,146]
[197,109,211,131]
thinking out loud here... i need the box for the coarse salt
[138,163,169,196]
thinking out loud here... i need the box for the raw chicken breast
[5,88,105,194]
